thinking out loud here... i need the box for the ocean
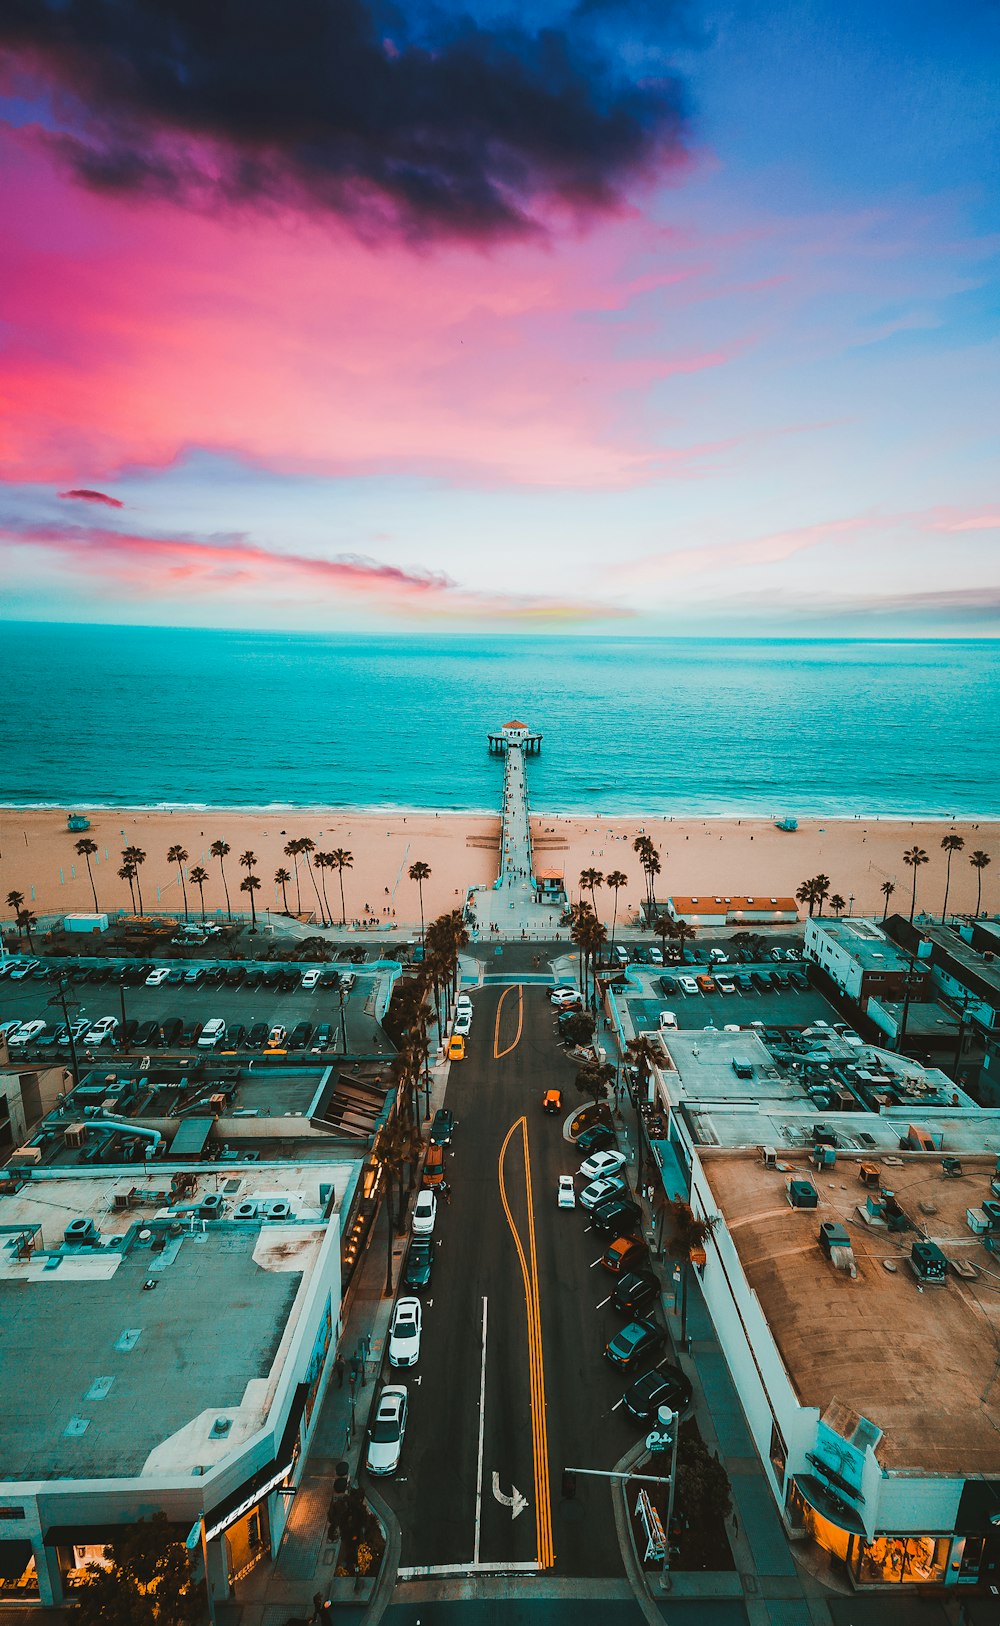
[1,624,996,817]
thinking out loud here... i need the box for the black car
[120,1018,140,1046]
[789,969,809,992]
[772,970,791,990]
[201,965,224,986]
[242,968,262,989]
[248,1021,269,1047]
[751,970,772,991]
[288,1021,313,1049]
[228,1023,247,1049]
[431,1108,456,1146]
[576,1123,614,1155]
[180,1020,203,1046]
[658,976,676,997]
[86,964,109,982]
[225,965,246,987]
[590,1197,642,1234]
[604,1317,666,1370]
[161,1016,183,1046]
[622,1360,692,1423]
[280,970,300,991]
[403,1238,434,1291]
[611,1270,660,1316]
[260,967,283,988]
[165,966,186,984]
[133,1020,160,1048]
[733,972,753,993]
[312,1023,332,1050]
[320,969,341,988]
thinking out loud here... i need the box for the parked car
[447,1035,465,1061]
[403,1238,434,1291]
[225,965,246,987]
[658,1010,678,1030]
[301,968,322,990]
[579,1149,627,1182]
[165,967,186,985]
[557,1175,576,1209]
[623,1360,692,1423]
[266,1024,287,1048]
[430,1108,455,1145]
[312,1023,332,1050]
[733,972,753,993]
[198,1018,227,1048]
[612,1271,660,1315]
[180,1020,204,1046]
[550,986,583,1009]
[751,970,772,991]
[227,1023,247,1049]
[648,946,664,965]
[454,1008,472,1037]
[422,1146,445,1188]
[677,975,700,996]
[366,1385,408,1477]
[134,1020,160,1048]
[412,1190,437,1236]
[542,1088,563,1114]
[695,974,716,994]
[203,966,226,987]
[456,993,473,1013]
[789,970,809,992]
[388,1298,422,1368]
[576,1123,614,1155]
[161,1017,183,1046]
[590,1197,642,1234]
[659,976,676,996]
[9,960,39,980]
[243,969,263,990]
[319,969,341,988]
[709,948,729,964]
[84,1016,118,1046]
[772,970,791,990]
[145,967,170,986]
[288,1021,313,1049]
[8,1019,46,1048]
[183,968,205,986]
[580,1174,628,1211]
[248,1021,269,1047]
[770,948,785,962]
[602,1237,649,1274]
[604,1318,666,1370]
[715,975,736,995]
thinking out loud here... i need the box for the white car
[8,1019,45,1047]
[366,1384,408,1476]
[9,960,39,980]
[198,1018,227,1048]
[580,1174,628,1211]
[550,987,582,1009]
[658,1010,678,1031]
[456,993,473,1013]
[677,975,699,996]
[301,968,321,989]
[648,946,664,965]
[579,1149,627,1181]
[267,1024,287,1047]
[145,967,170,986]
[613,945,630,965]
[84,1016,118,1046]
[388,1297,422,1368]
[557,1175,576,1209]
[709,948,729,964]
[723,1024,741,1033]
[454,1008,472,1037]
[715,975,736,995]
[412,1190,437,1236]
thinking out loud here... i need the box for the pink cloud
[58,487,123,507]
[0,518,630,623]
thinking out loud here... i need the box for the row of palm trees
[796,839,993,928]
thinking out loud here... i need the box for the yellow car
[447,1034,466,1061]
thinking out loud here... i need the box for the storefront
[204,1380,309,1595]
[789,1475,994,1589]
[0,1540,37,1600]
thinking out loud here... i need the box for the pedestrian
[335,1356,345,1389]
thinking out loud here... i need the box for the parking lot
[624,961,846,1035]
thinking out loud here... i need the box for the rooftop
[704,1150,1000,1476]
[889,917,1000,1004]
[670,895,797,912]
[806,917,913,971]
[0,1161,358,1483]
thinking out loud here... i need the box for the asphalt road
[372,982,660,1579]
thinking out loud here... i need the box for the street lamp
[48,976,83,1092]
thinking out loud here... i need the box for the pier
[466,721,566,938]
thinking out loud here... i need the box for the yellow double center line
[498,1115,554,1568]
[494,983,523,1059]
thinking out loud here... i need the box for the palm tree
[830,894,846,919]
[903,846,929,924]
[189,865,209,921]
[240,872,261,930]
[274,867,292,914]
[118,862,137,913]
[15,908,37,949]
[295,837,326,924]
[314,851,334,926]
[880,880,896,921]
[122,846,146,914]
[284,839,303,915]
[581,914,608,1008]
[75,837,100,911]
[941,834,965,920]
[409,861,431,943]
[330,849,354,927]
[812,874,831,917]
[647,849,662,916]
[970,850,992,918]
[653,914,673,960]
[239,850,258,925]
[568,900,595,993]
[633,836,656,920]
[606,870,627,949]
[167,845,189,921]
[210,839,232,919]
[6,889,24,921]
[672,918,697,963]
[796,879,817,917]
[580,868,604,917]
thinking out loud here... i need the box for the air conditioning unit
[234,1200,258,1219]
[786,1178,818,1209]
[10,1145,42,1165]
[63,1124,88,1149]
[199,1193,225,1219]
[910,1240,947,1285]
[65,1217,100,1246]
[262,1199,292,1220]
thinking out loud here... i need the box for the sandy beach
[1,806,995,930]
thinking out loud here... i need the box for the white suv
[84,1016,119,1046]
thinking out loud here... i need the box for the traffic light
[561,1469,577,1499]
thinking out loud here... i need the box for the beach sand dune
[1,807,994,930]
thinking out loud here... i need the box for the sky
[0,0,998,636]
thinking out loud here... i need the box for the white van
[198,1018,227,1049]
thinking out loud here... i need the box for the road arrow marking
[492,1472,529,1520]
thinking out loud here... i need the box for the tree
[903,845,929,924]
[75,837,100,911]
[796,879,817,917]
[672,918,696,963]
[122,846,146,914]
[633,835,660,920]
[606,869,628,948]
[210,838,232,919]
[970,849,992,917]
[274,866,292,913]
[675,1428,733,1532]
[15,908,37,949]
[409,860,431,942]
[568,900,596,994]
[812,873,831,917]
[575,1060,613,1110]
[118,862,137,913]
[71,1512,200,1626]
[314,851,333,925]
[580,913,607,1007]
[580,867,604,917]
[6,888,24,921]
[240,872,261,929]
[189,865,209,921]
[830,893,846,918]
[941,834,965,920]
[166,845,189,922]
[284,838,303,915]
[330,848,354,927]
[646,848,661,915]
[561,1010,596,1048]
[880,880,896,921]
[653,914,673,960]
[296,837,327,924]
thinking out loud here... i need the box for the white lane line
[595,1294,611,1309]
[473,1293,488,1566]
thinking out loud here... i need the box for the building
[667,895,798,927]
[486,719,542,755]
[883,918,1000,1106]
[804,917,930,1005]
[534,868,566,907]
[0,1158,361,1608]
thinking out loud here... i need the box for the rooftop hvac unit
[199,1193,225,1219]
[262,1198,292,1219]
[760,1145,777,1168]
[64,1217,100,1246]
[234,1200,258,1219]
[113,1189,134,1211]
[10,1145,42,1165]
[63,1124,88,1149]
[966,1207,989,1236]
[787,1178,818,1209]
[910,1240,947,1285]
[812,1144,837,1169]
[819,1221,857,1278]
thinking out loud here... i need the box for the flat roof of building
[891,917,1000,1002]
[0,1161,358,1483]
[703,1150,1000,1476]
[807,917,913,971]
[671,896,797,912]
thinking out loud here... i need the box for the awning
[0,1541,33,1580]
[793,1474,868,1536]
[43,1521,186,1548]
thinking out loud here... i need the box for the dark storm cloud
[0,0,691,240]
[58,488,124,507]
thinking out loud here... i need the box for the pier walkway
[467,728,565,941]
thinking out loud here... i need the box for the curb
[611,1438,665,1626]
[357,1484,401,1626]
